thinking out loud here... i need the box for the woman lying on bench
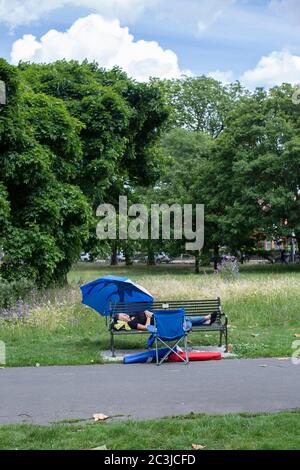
[113,310,218,332]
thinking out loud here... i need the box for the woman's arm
[136,323,149,331]
[136,313,152,331]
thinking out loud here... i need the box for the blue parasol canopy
[80,275,153,316]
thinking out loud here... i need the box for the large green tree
[19,61,169,263]
[162,76,247,138]
[136,128,213,269]
[0,59,92,286]
[19,61,169,206]
[211,84,300,255]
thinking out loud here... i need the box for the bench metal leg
[111,332,115,358]
[219,330,223,348]
[224,327,228,353]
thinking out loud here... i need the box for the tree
[0,59,92,286]
[162,76,240,138]
[211,84,300,257]
[156,76,251,268]
[147,128,213,270]
[19,61,169,263]
[19,61,169,206]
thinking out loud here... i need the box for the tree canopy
[1,58,300,284]
[0,59,169,285]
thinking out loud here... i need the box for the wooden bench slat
[111,302,220,309]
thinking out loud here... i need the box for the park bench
[108,298,228,357]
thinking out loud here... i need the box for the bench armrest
[220,312,228,326]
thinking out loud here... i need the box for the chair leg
[156,337,190,366]
[184,335,189,365]
[157,339,180,365]
[158,340,173,365]
[155,338,159,366]
[159,350,171,365]
[166,338,188,364]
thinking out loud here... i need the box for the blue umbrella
[80,275,153,316]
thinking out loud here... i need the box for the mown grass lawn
[1,410,300,450]
[1,263,300,367]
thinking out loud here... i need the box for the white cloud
[0,0,159,28]
[241,50,300,88]
[208,70,235,84]
[208,50,300,88]
[10,14,189,82]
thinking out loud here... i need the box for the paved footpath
[0,359,299,425]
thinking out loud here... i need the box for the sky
[0,0,300,87]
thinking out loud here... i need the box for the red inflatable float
[168,351,222,362]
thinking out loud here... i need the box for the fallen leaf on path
[192,444,206,450]
[93,413,109,422]
[259,365,269,368]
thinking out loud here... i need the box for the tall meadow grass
[1,264,299,364]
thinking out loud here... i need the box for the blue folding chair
[152,309,189,366]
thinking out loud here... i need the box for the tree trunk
[124,250,133,266]
[290,239,295,263]
[195,251,200,274]
[111,245,118,266]
[213,245,219,271]
[147,243,156,266]
[296,237,300,263]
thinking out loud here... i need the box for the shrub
[216,256,240,280]
[0,278,36,317]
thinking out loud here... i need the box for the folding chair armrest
[147,325,156,334]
